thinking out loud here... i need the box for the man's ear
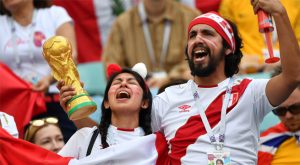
[104,100,110,109]
[141,99,149,109]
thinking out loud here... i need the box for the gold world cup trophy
[43,36,97,120]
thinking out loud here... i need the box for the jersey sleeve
[151,93,169,133]
[58,127,92,158]
[48,5,73,29]
[249,79,276,123]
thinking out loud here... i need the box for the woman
[24,117,65,153]
[0,0,78,141]
[58,63,153,158]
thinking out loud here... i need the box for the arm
[253,0,300,106]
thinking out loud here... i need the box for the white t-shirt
[152,78,274,165]
[58,125,145,159]
[0,6,72,92]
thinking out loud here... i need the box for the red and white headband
[106,63,147,79]
[188,12,236,54]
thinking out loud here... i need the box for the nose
[195,33,205,43]
[284,111,293,119]
[51,140,63,153]
[120,80,128,87]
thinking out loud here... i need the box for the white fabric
[0,112,18,138]
[58,125,145,159]
[152,78,274,164]
[0,5,72,93]
[68,133,159,165]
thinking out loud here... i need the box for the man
[102,0,200,87]
[151,0,300,164]
[258,67,300,165]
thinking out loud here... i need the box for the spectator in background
[219,0,300,74]
[52,0,141,63]
[102,0,200,88]
[0,0,77,142]
[58,63,153,158]
[258,66,300,165]
[24,117,64,153]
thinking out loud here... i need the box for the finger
[80,81,84,88]
[56,80,65,90]
[60,85,75,94]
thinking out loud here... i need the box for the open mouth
[116,91,130,99]
[193,48,209,60]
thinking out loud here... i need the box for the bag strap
[86,128,99,156]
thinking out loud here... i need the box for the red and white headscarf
[188,11,236,54]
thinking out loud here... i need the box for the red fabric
[106,63,122,78]
[0,62,46,138]
[257,151,274,165]
[155,132,171,165]
[53,0,103,63]
[0,127,71,165]
[195,0,221,13]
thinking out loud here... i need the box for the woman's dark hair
[0,0,51,16]
[223,19,243,77]
[98,68,152,148]
[184,18,243,78]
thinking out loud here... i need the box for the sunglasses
[272,103,300,116]
[24,117,59,141]
[30,117,58,127]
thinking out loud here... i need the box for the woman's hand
[57,80,76,111]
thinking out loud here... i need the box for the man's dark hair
[184,19,243,77]
[223,19,243,77]
[99,68,152,148]
[0,0,51,16]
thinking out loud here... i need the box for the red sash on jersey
[169,79,252,165]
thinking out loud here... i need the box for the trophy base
[66,93,97,120]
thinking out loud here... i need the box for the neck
[111,112,139,129]
[11,2,34,26]
[144,0,167,20]
[193,69,227,86]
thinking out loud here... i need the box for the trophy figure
[43,36,97,120]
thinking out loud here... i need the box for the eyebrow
[113,77,137,82]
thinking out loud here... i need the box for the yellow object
[43,36,96,120]
[219,0,300,65]
[271,138,300,165]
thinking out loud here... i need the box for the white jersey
[0,6,72,92]
[58,125,145,159]
[152,78,274,165]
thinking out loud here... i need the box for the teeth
[195,50,205,54]
[117,91,130,99]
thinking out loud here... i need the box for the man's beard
[188,48,225,77]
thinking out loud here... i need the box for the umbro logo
[178,105,191,112]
